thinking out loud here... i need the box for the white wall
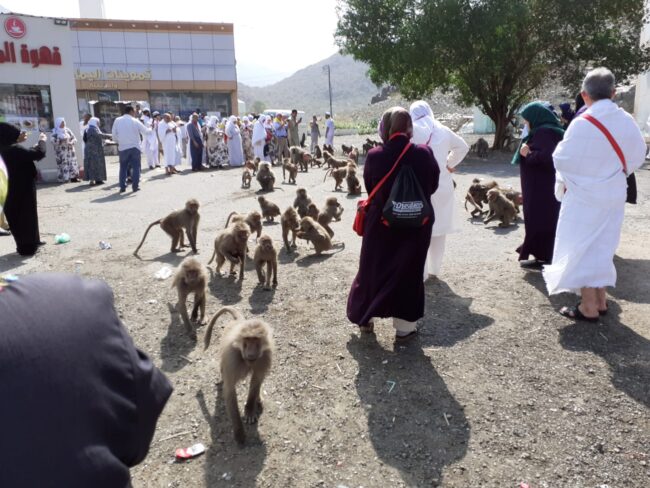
[634,0,650,129]
[0,14,80,182]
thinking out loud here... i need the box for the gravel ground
[1,135,648,488]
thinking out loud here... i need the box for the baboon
[323,151,349,169]
[296,216,332,254]
[470,137,489,158]
[306,203,320,220]
[323,143,334,155]
[225,211,263,239]
[299,132,306,148]
[245,159,257,175]
[289,146,311,172]
[133,199,200,256]
[324,167,347,191]
[208,221,250,279]
[253,234,278,289]
[313,144,322,159]
[293,187,312,219]
[281,207,300,251]
[503,189,523,214]
[204,307,274,445]
[347,147,359,164]
[346,165,362,195]
[282,158,298,184]
[484,188,517,227]
[464,178,498,217]
[253,157,261,175]
[242,168,253,188]
[341,144,353,154]
[362,141,374,155]
[317,197,344,238]
[172,257,207,339]
[256,162,275,192]
[257,196,281,222]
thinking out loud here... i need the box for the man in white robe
[157,113,180,175]
[141,110,159,169]
[252,115,269,162]
[543,67,646,321]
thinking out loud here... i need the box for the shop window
[0,84,53,132]
[151,91,232,120]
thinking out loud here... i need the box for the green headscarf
[511,102,565,165]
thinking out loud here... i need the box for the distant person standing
[241,116,254,160]
[252,115,268,161]
[225,116,244,167]
[175,116,188,160]
[187,113,204,171]
[83,117,109,186]
[52,117,80,183]
[79,113,90,154]
[310,115,320,152]
[111,105,150,193]
[274,114,289,160]
[158,113,180,175]
[140,109,158,169]
[288,109,302,147]
[325,112,335,147]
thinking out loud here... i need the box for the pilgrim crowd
[0,67,647,485]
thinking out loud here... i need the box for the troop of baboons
[129,137,521,445]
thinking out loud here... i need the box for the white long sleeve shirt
[111,114,150,152]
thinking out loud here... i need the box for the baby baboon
[293,187,313,219]
[484,188,517,227]
[346,165,362,195]
[242,168,253,188]
[172,257,207,339]
[225,211,263,239]
[323,151,349,169]
[465,178,499,217]
[289,146,311,172]
[256,161,275,192]
[245,160,257,175]
[503,189,523,214]
[258,196,281,222]
[317,197,344,238]
[306,202,320,220]
[471,137,489,158]
[204,307,274,445]
[133,199,200,256]
[281,207,300,251]
[253,234,278,290]
[323,167,347,191]
[208,221,251,279]
[253,157,261,175]
[282,158,298,184]
[296,216,332,254]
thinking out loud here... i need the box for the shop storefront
[70,19,238,125]
[0,14,80,182]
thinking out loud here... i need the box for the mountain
[238,53,380,118]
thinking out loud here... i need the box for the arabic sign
[75,68,152,81]
[0,41,62,67]
[4,17,26,39]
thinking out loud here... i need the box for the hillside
[238,53,380,117]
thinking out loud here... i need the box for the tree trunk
[491,108,510,150]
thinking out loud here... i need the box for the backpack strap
[582,114,627,174]
[367,142,412,204]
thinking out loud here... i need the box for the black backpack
[382,158,433,229]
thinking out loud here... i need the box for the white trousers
[369,317,417,334]
[423,234,446,280]
[253,142,268,162]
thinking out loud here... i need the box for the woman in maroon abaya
[512,102,564,269]
[347,108,439,341]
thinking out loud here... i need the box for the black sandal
[395,329,418,342]
[359,322,374,334]
[559,304,599,322]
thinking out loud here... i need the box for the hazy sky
[1,0,340,86]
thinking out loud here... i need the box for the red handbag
[353,142,412,236]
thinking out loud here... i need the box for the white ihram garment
[157,121,180,167]
[543,99,646,294]
[142,116,159,167]
[252,116,269,161]
[410,101,469,277]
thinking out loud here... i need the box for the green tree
[336,0,650,148]
[252,100,266,114]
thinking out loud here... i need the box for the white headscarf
[207,116,218,129]
[252,115,267,145]
[88,117,100,128]
[225,115,239,137]
[409,100,444,146]
[54,117,67,139]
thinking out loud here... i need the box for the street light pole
[323,64,333,116]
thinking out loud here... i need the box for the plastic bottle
[54,233,70,244]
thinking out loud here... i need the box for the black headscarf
[0,122,20,147]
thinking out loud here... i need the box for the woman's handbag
[353,143,412,236]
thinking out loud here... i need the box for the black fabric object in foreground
[0,273,173,488]
[626,173,637,204]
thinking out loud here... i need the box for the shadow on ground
[611,255,650,304]
[559,301,650,408]
[347,334,468,486]
[159,303,197,373]
[197,385,267,486]
[420,279,494,347]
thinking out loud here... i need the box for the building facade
[71,19,238,122]
[0,13,80,182]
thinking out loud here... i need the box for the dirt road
[1,136,648,487]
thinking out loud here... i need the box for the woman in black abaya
[0,123,47,256]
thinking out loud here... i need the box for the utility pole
[323,64,333,116]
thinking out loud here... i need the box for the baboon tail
[207,246,217,265]
[204,306,245,350]
[225,212,237,228]
[323,169,332,182]
[133,220,161,256]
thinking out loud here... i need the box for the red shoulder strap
[582,114,627,173]
[367,142,412,203]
